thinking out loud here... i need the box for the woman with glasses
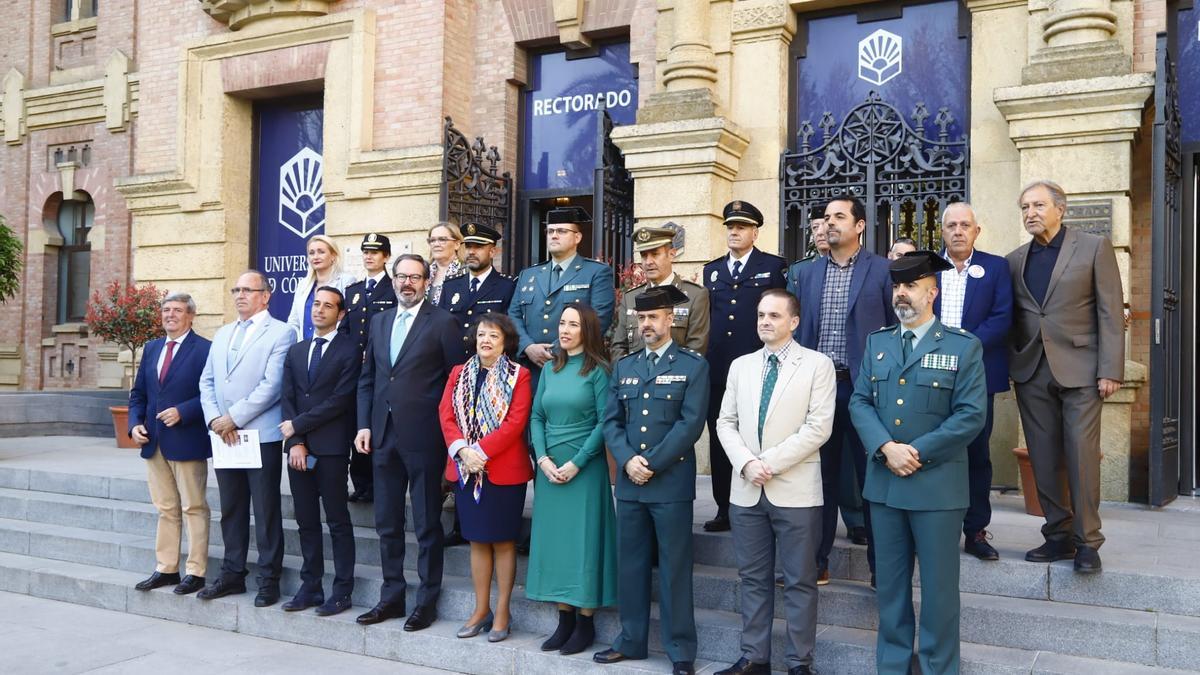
[525,303,618,655]
[439,314,533,644]
[426,222,465,304]
[287,234,357,341]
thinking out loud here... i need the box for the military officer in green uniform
[594,285,709,675]
[611,226,710,359]
[849,251,987,675]
[508,206,615,383]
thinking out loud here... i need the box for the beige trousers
[146,449,210,576]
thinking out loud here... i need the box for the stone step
[0,515,1196,668]
[3,549,1168,675]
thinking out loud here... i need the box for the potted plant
[85,280,164,448]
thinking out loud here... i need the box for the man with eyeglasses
[198,270,297,607]
[508,206,615,385]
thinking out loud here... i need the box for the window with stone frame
[58,0,97,23]
[56,196,93,324]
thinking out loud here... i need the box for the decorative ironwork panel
[441,116,513,251]
[594,109,634,271]
[1149,33,1183,506]
[780,91,968,259]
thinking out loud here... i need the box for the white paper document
[210,429,263,469]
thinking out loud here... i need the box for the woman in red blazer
[439,313,533,643]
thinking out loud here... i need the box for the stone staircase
[0,438,1197,674]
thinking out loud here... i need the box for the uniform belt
[834,368,851,382]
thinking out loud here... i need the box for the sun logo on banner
[279,147,326,239]
[858,29,902,86]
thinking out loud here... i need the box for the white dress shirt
[156,331,191,377]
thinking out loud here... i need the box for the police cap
[634,285,688,312]
[723,200,763,227]
[546,206,592,227]
[889,250,954,284]
[460,222,501,245]
[632,226,676,253]
[361,233,391,254]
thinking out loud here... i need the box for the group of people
[125,178,1124,675]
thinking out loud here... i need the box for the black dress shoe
[134,571,180,591]
[1073,546,1102,574]
[356,602,405,625]
[315,596,353,616]
[788,666,816,675]
[715,657,770,675]
[282,593,324,612]
[593,649,635,664]
[197,577,246,600]
[173,575,205,595]
[354,490,373,503]
[444,529,466,547]
[703,515,731,532]
[964,530,1000,561]
[1024,540,1076,563]
[403,604,437,631]
[672,661,695,675]
[254,588,280,607]
[849,526,869,546]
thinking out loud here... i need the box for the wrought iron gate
[779,91,969,259]
[440,117,514,264]
[593,109,634,270]
[1150,33,1183,506]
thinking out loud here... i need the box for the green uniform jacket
[603,343,709,503]
[849,319,987,511]
[508,257,616,354]
[610,277,710,359]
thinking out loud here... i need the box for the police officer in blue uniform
[702,200,787,532]
[339,233,397,502]
[849,251,987,675]
[438,222,515,357]
[508,206,615,384]
[594,285,709,675]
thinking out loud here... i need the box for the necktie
[159,341,176,385]
[390,312,411,365]
[308,337,326,383]
[647,352,659,369]
[732,260,743,279]
[470,277,480,296]
[902,330,915,362]
[551,264,562,288]
[758,353,779,444]
[227,320,248,369]
[367,278,377,294]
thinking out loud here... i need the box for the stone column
[1023,0,1131,83]
[661,0,718,94]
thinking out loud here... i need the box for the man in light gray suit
[199,269,296,605]
[1008,180,1124,574]
[714,289,836,675]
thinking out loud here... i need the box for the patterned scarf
[452,354,518,501]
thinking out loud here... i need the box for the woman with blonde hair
[287,233,358,341]
[426,222,464,304]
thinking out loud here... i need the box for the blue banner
[795,2,969,143]
[1179,7,1199,145]
[522,43,638,191]
[254,104,325,320]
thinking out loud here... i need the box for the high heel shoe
[488,625,511,642]
[456,612,494,638]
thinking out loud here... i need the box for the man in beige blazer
[714,288,836,675]
[1008,180,1124,574]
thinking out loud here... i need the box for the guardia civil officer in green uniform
[610,226,710,359]
[594,285,709,675]
[849,251,987,675]
[508,206,615,384]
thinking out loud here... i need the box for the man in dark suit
[128,292,213,596]
[439,222,515,357]
[934,202,1013,560]
[1008,180,1124,574]
[340,233,397,502]
[594,286,710,675]
[354,253,465,628]
[702,200,787,532]
[280,287,362,616]
[791,196,895,585]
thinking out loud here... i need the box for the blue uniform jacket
[128,332,213,461]
[933,249,1013,394]
[703,248,787,388]
[508,257,615,354]
[438,268,516,356]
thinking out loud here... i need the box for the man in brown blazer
[1007,180,1124,574]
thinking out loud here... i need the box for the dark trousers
[215,440,284,589]
[962,394,995,537]
[817,379,874,573]
[288,453,355,600]
[1014,356,1105,549]
[706,396,732,517]
[613,499,696,663]
[374,417,445,608]
[349,449,373,495]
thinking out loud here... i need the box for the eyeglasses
[427,237,454,244]
[394,274,426,283]
[230,287,267,296]
[546,227,578,236]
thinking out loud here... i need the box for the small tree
[0,215,22,303]
[85,280,164,387]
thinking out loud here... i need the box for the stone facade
[0,0,1181,501]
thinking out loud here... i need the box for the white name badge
[210,429,263,469]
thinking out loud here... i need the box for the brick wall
[1133,0,1167,74]
[1127,107,1153,501]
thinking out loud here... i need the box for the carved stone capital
[199,0,340,31]
[731,0,795,43]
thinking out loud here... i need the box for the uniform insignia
[564,283,590,291]
[921,353,959,371]
[877,352,884,360]
[636,229,651,243]
[656,375,687,384]
[732,200,742,210]
[451,292,460,305]
[352,293,361,305]
[466,223,476,235]
[967,264,985,279]
[367,233,378,243]
[674,307,689,317]
[622,377,640,385]
[710,270,718,282]
[753,272,770,279]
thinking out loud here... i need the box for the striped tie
[758,353,779,445]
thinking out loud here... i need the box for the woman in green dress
[526,303,618,655]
